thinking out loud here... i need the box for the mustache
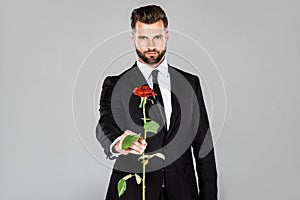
[145,49,159,53]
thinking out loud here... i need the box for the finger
[133,142,147,152]
[129,149,143,155]
[133,141,144,149]
[138,138,147,146]
[124,148,142,155]
[129,144,144,153]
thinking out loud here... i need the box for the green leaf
[144,120,159,134]
[138,153,165,164]
[135,174,142,185]
[122,174,133,181]
[147,99,154,104]
[154,153,165,160]
[121,134,140,150]
[117,179,127,197]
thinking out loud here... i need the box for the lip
[146,52,158,56]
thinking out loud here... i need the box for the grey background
[1,0,299,199]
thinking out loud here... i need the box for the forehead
[134,27,166,36]
[135,20,165,29]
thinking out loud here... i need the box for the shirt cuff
[109,136,122,158]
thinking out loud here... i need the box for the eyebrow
[153,34,164,38]
[137,34,164,38]
[137,35,148,39]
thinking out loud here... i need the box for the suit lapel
[128,62,148,88]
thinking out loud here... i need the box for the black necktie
[152,69,168,189]
[151,69,167,126]
[152,70,164,106]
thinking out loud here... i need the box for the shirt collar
[136,57,169,81]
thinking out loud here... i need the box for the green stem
[142,97,147,124]
[142,97,147,200]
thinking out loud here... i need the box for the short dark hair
[130,5,168,29]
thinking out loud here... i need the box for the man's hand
[114,130,147,155]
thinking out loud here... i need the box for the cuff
[109,136,122,158]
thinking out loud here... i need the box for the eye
[153,35,163,40]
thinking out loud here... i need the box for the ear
[130,31,134,43]
[165,30,169,41]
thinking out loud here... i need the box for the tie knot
[151,69,159,83]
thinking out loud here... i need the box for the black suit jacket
[96,62,218,200]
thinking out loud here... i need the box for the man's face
[131,20,169,65]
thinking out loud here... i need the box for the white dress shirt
[136,58,172,129]
[109,58,172,157]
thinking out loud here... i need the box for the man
[96,5,218,200]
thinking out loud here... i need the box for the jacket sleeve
[96,76,124,160]
[192,76,218,200]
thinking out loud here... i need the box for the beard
[135,46,167,65]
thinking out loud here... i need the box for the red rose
[133,85,157,97]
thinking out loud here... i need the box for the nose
[147,47,157,52]
[147,39,155,48]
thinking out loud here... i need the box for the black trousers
[159,187,169,200]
